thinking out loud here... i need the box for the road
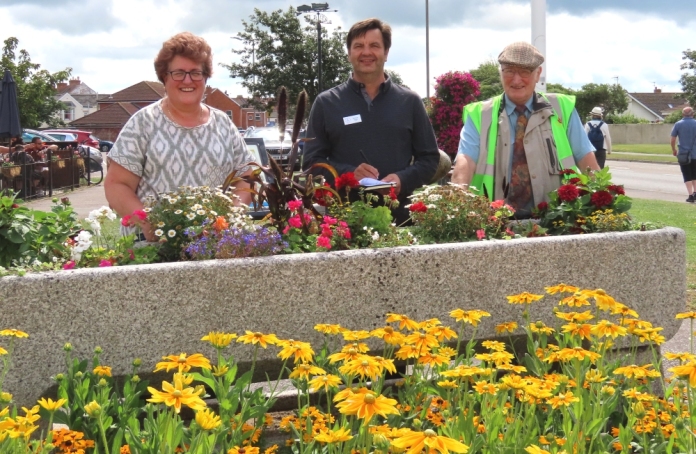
[607,159,688,203]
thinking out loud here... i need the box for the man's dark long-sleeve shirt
[303,77,439,201]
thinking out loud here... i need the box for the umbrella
[0,69,22,140]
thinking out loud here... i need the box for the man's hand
[673,150,678,156]
[354,163,379,180]
[381,173,401,196]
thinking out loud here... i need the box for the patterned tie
[507,106,533,214]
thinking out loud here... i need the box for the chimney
[57,82,68,90]
[654,87,662,93]
[69,77,81,86]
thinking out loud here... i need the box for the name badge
[343,114,362,125]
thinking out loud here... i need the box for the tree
[546,83,575,95]
[223,7,351,114]
[0,37,71,129]
[573,83,628,121]
[385,69,407,88]
[428,71,480,157]
[680,49,696,107]
[469,59,502,101]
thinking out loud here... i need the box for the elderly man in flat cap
[452,42,600,218]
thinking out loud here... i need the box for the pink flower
[316,236,332,250]
[128,249,135,260]
[63,261,76,270]
[99,260,113,267]
[490,199,505,209]
[321,224,333,237]
[476,229,486,240]
[121,215,132,227]
[323,216,337,225]
[288,215,303,229]
[282,225,290,234]
[288,200,303,211]
[132,209,147,221]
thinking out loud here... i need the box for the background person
[451,41,599,218]
[670,106,696,202]
[302,18,439,224]
[104,32,254,240]
[584,106,612,169]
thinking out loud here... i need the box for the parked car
[244,127,300,168]
[44,131,78,142]
[42,129,100,148]
[98,139,114,153]
[22,129,103,169]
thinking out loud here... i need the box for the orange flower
[154,353,211,373]
[391,428,469,454]
[336,389,399,423]
[213,216,229,232]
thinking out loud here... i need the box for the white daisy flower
[196,209,206,215]
[168,230,176,238]
[155,229,164,237]
[157,222,165,228]
[175,210,183,215]
[186,213,196,220]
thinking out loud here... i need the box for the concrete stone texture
[0,227,686,408]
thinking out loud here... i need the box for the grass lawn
[607,154,678,164]
[612,144,672,154]
[629,198,696,307]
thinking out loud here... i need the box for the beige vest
[485,99,565,205]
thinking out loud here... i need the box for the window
[255,113,261,120]
[226,110,233,118]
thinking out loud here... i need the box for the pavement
[21,157,695,362]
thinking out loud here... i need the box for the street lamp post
[425,0,430,99]
[297,3,337,94]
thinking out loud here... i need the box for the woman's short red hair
[154,32,213,83]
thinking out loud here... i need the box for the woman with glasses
[105,32,254,241]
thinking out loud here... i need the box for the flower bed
[0,280,693,453]
[0,227,685,410]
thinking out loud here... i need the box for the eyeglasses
[167,70,206,81]
[501,67,535,79]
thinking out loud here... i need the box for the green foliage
[680,48,696,107]
[605,112,650,124]
[385,69,407,88]
[574,83,628,120]
[469,59,502,101]
[0,37,72,128]
[664,110,684,124]
[223,7,351,111]
[0,192,81,268]
[546,83,575,95]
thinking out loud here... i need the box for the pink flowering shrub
[428,72,480,157]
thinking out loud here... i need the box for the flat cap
[498,42,544,70]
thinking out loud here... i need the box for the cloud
[5,0,121,35]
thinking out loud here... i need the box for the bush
[605,113,650,124]
[428,72,480,157]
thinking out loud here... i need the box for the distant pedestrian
[584,107,612,169]
[670,107,696,202]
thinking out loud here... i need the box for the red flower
[409,201,428,213]
[121,215,132,227]
[335,172,360,190]
[536,201,549,211]
[132,209,147,221]
[490,199,505,209]
[476,229,485,240]
[607,184,625,195]
[557,184,580,202]
[63,261,76,270]
[560,169,577,176]
[11,203,19,209]
[388,186,397,200]
[568,177,581,185]
[313,183,333,206]
[99,260,113,267]
[590,190,613,208]
[316,235,332,249]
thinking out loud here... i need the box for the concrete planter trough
[0,227,686,408]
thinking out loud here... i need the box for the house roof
[69,102,141,127]
[627,92,689,119]
[102,81,166,103]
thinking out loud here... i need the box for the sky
[0,0,693,100]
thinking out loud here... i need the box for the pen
[359,149,372,166]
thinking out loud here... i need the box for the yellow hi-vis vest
[462,93,577,200]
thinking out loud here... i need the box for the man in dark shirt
[302,18,439,224]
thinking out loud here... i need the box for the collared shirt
[457,94,593,167]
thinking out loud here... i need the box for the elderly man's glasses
[167,70,205,81]
[501,68,535,79]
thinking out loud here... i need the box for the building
[625,88,689,122]
[55,78,99,122]
[69,81,266,139]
